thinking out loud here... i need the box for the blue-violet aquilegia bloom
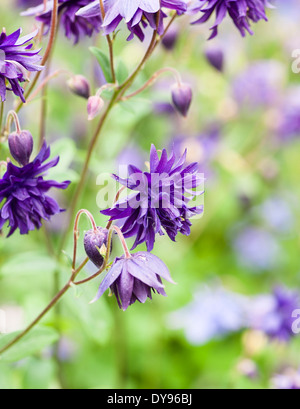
[93,251,175,311]
[0,142,70,237]
[77,0,188,41]
[0,28,42,102]
[101,144,204,252]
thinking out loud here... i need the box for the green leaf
[0,327,59,362]
[0,252,57,277]
[89,47,113,83]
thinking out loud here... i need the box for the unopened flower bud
[87,95,104,121]
[205,48,224,72]
[67,75,90,99]
[8,130,33,166]
[162,26,179,51]
[84,227,110,268]
[171,83,193,117]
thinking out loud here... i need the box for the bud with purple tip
[8,130,34,167]
[205,48,224,72]
[84,227,110,268]
[162,26,179,51]
[67,75,91,99]
[171,83,193,117]
[87,95,104,121]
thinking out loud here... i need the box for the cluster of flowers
[84,144,204,310]
[20,0,270,43]
[0,0,272,314]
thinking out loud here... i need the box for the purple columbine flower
[92,251,175,311]
[190,0,270,39]
[77,0,188,41]
[101,145,204,252]
[0,28,43,102]
[22,0,102,44]
[0,142,70,237]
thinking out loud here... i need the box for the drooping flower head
[0,142,70,237]
[190,0,270,39]
[92,251,175,311]
[77,0,188,41]
[101,144,204,252]
[0,28,43,102]
[22,0,102,44]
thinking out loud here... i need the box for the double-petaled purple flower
[101,145,204,252]
[92,251,175,311]
[77,0,188,41]
[190,0,270,39]
[0,28,42,102]
[0,142,70,237]
[22,0,102,44]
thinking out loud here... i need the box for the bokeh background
[0,0,300,389]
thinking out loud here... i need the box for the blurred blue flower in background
[168,285,248,345]
[232,226,281,272]
[258,196,294,234]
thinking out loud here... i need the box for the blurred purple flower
[117,144,146,178]
[0,28,43,102]
[168,285,248,345]
[232,61,283,108]
[272,368,300,389]
[22,0,102,44]
[248,287,300,342]
[17,0,41,7]
[171,126,220,177]
[190,0,270,39]
[93,252,175,311]
[153,102,176,116]
[101,145,204,251]
[77,0,188,41]
[259,196,294,234]
[0,142,70,237]
[233,227,281,272]
[277,88,300,141]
